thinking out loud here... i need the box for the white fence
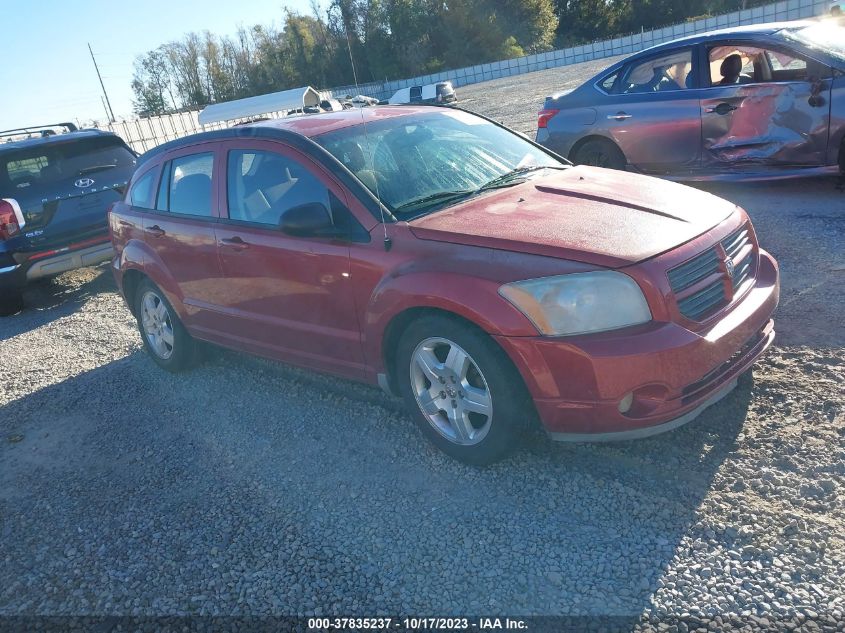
[109,0,833,153]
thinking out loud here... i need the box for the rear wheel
[572,138,627,170]
[134,279,198,372]
[396,315,531,465]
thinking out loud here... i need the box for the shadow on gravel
[0,265,115,342]
[0,347,754,620]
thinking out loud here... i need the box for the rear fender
[119,238,188,320]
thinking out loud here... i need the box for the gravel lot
[1,58,844,630]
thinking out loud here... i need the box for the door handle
[705,103,738,115]
[145,225,165,238]
[220,236,249,250]
[607,112,633,120]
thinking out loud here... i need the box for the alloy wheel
[140,290,175,360]
[410,337,493,445]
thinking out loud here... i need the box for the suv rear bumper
[494,249,779,438]
[0,238,113,290]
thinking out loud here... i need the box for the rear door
[143,145,223,333]
[597,47,703,171]
[700,41,831,168]
[0,135,136,250]
[213,139,366,378]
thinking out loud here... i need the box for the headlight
[499,271,652,336]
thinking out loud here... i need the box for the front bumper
[495,250,779,438]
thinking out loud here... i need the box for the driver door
[700,42,832,168]
[212,140,366,378]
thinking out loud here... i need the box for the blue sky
[0,0,315,130]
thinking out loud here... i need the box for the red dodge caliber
[109,106,779,464]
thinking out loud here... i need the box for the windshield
[0,136,136,198]
[314,110,564,218]
[784,23,845,62]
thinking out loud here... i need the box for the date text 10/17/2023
[307,617,529,630]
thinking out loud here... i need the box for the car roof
[136,105,440,165]
[0,129,119,154]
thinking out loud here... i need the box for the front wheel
[396,315,532,465]
[0,289,24,317]
[134,279,198,372]
[572,138,627,170]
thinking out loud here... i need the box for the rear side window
[128,169,157,209]
[409,86,423,102]
[157,153,214,217]
[0,136,136,198]
[622,50,694,93]
[227,150,330,226]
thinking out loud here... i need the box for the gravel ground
[1,59,844,630]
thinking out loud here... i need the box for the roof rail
[0,122,79,141]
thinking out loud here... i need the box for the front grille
[668,223,757,322]
[722,226,753,291]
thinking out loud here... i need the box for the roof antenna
[343,22,392,252]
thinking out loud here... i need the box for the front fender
[362,270,539,372]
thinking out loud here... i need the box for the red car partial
[108,106,778,464]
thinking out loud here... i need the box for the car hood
[408,166,737,268]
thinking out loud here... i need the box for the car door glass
[622,50,693,93]
[161,153,214,217]
[409,86,423,102]
[227,150,331,226]
[128,168,157,209]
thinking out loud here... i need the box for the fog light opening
[618,392,634,414]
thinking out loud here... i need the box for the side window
[156,153,214,217]
[227,150,331,227]
[409,86,423,102]
[598,70,620,93]
[707,45,813,86]
[622,50,694,94]
[128,168,157,209]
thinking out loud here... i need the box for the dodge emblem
[74,178,95,188]
[724,257,735,278]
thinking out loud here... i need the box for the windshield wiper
[475,165,559,193]
[78,164,118,175]
[393,189,475,214]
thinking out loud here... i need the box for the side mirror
[279,202,342,238]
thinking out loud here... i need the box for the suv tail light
[0,198,25,241]
[537,108,559,129]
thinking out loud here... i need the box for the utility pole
[100,96,111,125]
[88,43,116,122]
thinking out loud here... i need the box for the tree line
[131,0,771,116]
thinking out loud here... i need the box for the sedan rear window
[622,50,693,93]
[0,136,136,198]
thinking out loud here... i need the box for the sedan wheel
[410,337,493,445]
[140,290,175,360]
[397,315,532,464]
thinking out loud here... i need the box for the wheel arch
[568,134,625,163]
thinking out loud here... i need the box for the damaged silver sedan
[537,20,845,180]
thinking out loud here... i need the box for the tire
[0,289,24,317]
[396,315,532,465]
[134,279,198,372]
[572,138,627,170]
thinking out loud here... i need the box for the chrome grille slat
[677,280,725,319]
[722,228,749,259]
[667,250,720,291]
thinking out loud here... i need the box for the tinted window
[163,153,214,217]
[0,136,136,198]
[227,150,330,226]
[622,50,693,93]
[409,86,423,102]
[129,169,157,209]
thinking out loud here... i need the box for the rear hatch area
[0,134,136,255]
